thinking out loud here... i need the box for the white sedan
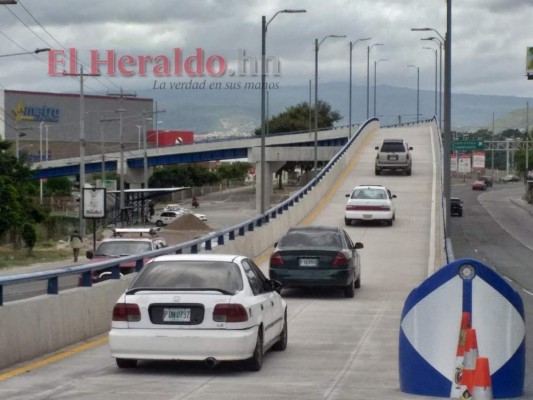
[344,185,397,226]
[109,254,287,371]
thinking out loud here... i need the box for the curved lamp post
[0,48,50,58]
[366,43,384,119]
[374,58,387,117]
[349,38,371,138]
[260,9,306,213]
[314,35,346,171]
[423,47,438,119]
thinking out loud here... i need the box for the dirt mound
[166,213,212,231]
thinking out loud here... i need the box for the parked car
[269,226,364,298]
[374,138,413,175]
[345,184,397,226]
[450,198,463,217]
[502,174,520,183]
[81,228,167,285]
[149,210,185,226]
[109,254,287,371]
[478,175,493,188]
[472,180,487,191]
[164,204,207,221]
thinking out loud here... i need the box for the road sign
[452,140,484,150]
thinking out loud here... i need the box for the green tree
[0,139,44,248]
[217,162,251,184]
[21,223,37,255]
[254,100,342,135]
[149,164,219,188]
[44,176,73,197]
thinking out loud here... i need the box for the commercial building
[0,89,154,160]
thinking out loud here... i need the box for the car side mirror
[269,279,283,294]
[345,194,350,197]
[392,194,397,198]
[354,242,364,250]
[409,147,413,150]
[375,146,379,150]
[86,250,94,259]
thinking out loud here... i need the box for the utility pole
[63,66,100,236]
[107,88,137,227]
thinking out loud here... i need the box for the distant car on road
[502,174,520,183]
[164,204,207,221]
[345,184,397,226]
[149,210,185,226]
[109,253,287,371]
[374,138,413,175]
[472,180,487,191]
[478,176,493,188]
[269,226,364,298]
[81,228,167,285]
[450,198,463,217]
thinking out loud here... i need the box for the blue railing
[0,120,378,306]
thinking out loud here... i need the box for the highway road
[450,182,533,396]
[1,125,530,399]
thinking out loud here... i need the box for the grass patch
[0,246,72,270]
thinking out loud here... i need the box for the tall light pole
[63,66,101,236]
[260,9,306,214]
[349,38,371,137]
[315,34,346,171]
[39,121,44,205]
[423,47,438,118]
[374,58,387,117]
[136,125,142,149]
[407,65,420,123]
[411,18,451,231]
[422,37,443,128]
[367,43,384,119]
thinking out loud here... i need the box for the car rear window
[278,230,341,249]
[130,260,243,293]
[380,142,406,152]
[350,188,387,200]
[95,241,153,256]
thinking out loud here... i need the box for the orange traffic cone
[472,357,493,400]
[451,312,471,398]
[459,328,479,400]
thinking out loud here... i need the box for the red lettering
[173,48,182,76]
[153,55,170,77]
[69,48,77,74]
[91,50,115,75]
[137,55,153,76]
[118,55,136,77]
[47,50,65,76]
[205,55,226,77]
[184,48,204,77]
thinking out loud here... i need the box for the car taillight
[213,304,249,323]
[332,252,349,266]
[270,251,284,266]
[112,303,141,322]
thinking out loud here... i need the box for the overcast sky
[1,0,532,100]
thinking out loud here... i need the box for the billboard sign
[458,153,471,173]
[83,188,106,219]
[472,151,486,169]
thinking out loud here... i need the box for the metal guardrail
[0,120,379,306]
[2,118,452,304]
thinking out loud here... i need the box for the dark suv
[375,139,413,175]
[450,198,463,217]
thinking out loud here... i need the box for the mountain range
[135,81,533,135]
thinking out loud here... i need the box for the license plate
[363,214,372,219]
[388,155,398,161]
[299,258,318,267]
[163,308,191,322]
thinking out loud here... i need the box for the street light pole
[374,59,387,117]
[349,38,371,138]
[367,43,384,119]
[411,17,451,231]
[422,37,444,128]
[407,65,420,123]
[315,34,346,171]
[260,9,306,214]
[423,47,438,118]
[0,47,50,58]
[39,121,44,205]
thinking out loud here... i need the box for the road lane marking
[0,336,108,382]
